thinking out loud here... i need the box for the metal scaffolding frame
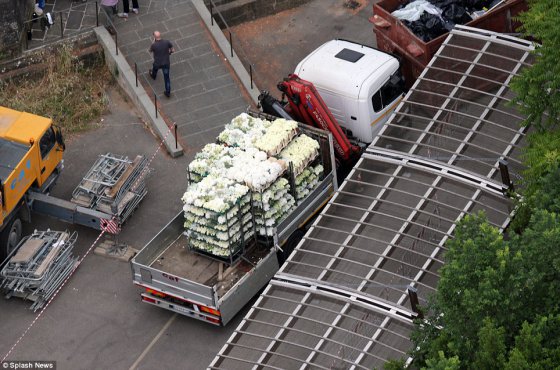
[210,26,534,369]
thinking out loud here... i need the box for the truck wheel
[0,218,22,262]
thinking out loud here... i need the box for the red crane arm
[278,74,360,162]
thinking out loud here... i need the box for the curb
[191,0,260,106]
[93,26,184,158]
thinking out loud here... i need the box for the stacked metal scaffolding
[0,230,79,311]
[71,153,149,224]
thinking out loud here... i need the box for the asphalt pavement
[1,0,378,369]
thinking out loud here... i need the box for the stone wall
[205,0,313,27]
[0,0,34,59]
[0,31,101,82]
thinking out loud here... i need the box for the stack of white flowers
[220,148,286,191]
[279,134,320,175]
[254,119,298,156]
[183,113,326,258]
[295,164,324,200]
[218,113,270,149]
[253,178,296,237]
[182,175,253,257]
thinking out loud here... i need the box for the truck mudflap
[139,291,222,326]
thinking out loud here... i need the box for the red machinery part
[278,74,360,162]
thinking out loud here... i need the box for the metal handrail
[207,0,258,94]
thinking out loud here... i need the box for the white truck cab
[294,39,404,143]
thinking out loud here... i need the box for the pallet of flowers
[181,175,254,264]
[184,113,327,258]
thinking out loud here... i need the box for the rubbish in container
[392,0,442,22]
[393,0,498,42]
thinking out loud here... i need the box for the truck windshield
[371,71,404,112]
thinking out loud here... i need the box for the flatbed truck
[131,123,337,326]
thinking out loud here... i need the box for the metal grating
[210,26,534,369]
[211,282,414,370]
[372,26,534,185]
[281,153,512,308]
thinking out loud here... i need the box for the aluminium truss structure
[210,26,535,369]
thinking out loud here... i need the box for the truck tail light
[199,306,221,316]
[142,296,157,304]
[205,316,221,324]
[146,288,166,298]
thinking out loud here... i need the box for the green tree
[423,351,460,370]
[510,0,560,131]
[409,204,560,369]
[506,315,560,369]
[511,133,560,233]
[473,319,506,369]
[425,213,516,362]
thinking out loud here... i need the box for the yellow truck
[0,106,65,261]
[1,107,150,264]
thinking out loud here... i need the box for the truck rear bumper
[140,292,222,326]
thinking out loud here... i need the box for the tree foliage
[386,3,560,369]
[404,169,560,369]
[510,0,560,131]
[511,137,560,231]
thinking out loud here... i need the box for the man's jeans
[151,64,171,95]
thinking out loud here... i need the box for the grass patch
[0,44,113,134]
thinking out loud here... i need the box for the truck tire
[0,217,22,263]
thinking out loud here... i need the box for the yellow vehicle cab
[0,106,65,259]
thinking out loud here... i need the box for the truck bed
[149,233,270,298]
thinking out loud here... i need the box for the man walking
[148,31,175,98]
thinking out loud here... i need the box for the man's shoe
[117,12,128,18]
[132,8,139,14]
[164,91,171,98]
[148,71,155,80]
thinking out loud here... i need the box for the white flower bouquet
[254,119,298,156]
[182,175,255,259]
[218,113,270,149]
[187,143,227,181]
[279,134,320,176]
[253,177,296,237]
[295,164,324,199]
